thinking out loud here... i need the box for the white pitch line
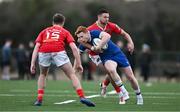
[86,94,100,98]
[54,100,76,104]
[9,89,180,95]
[54,90,180,105]
[54,90,115,105]
[107,90,116,95]
[0,94,15,96]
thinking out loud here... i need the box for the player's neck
[96,21,106,29]
[53,24,63,27]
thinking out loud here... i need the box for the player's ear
[74,32,79,39]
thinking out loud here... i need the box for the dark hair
[53,13,65,24]
[97,9,109,15]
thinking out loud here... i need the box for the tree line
[0,0,180,51]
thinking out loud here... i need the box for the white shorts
[89,55,102,66]
[38,51,70,67]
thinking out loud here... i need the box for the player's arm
[112,23,134,53]
[77,38,92,50]
[30,42,41,74]
[78,38,102,52]
[94,32,111,50]
[121,29,134,53]
[69,42,83,73]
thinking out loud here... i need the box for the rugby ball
[92,38,108,50]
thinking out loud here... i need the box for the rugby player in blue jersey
[75,26,143,105]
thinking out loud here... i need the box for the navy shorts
[101,52,130,68]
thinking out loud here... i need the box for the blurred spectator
[27,41,36,79]
[139,44,152,86]
[1,39,12,80]
[15,43,29,80]
[81,53,93,80]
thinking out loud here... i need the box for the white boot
[137,94,143,105]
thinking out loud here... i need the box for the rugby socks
[76,89,85,98]
[103,79,121,93]
[135,88,141,95]
[114,86,121,93]
[115,80,128,94]
[103,79,110,87]
[37,89,44,102]
[115,86,123,98]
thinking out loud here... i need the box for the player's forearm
[70,43,82,65]
[122,30,133,44]
[80,42,92,50]
[31,44,40,65]
[72,49,82,65]
[126,34,133,44]
[97,32,110,49]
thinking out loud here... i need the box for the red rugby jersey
[87,21,123,56]
[35,25,74,53]
[88,21,122,35]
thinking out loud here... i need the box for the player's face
[98,13,109,25]
[77,32,90,43]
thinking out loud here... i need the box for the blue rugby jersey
[79,30,129,67]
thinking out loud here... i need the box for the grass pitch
[0,80,180,111]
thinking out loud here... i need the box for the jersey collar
[96,21,107,31]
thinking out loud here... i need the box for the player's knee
[41,73,48,77]
[70,74,77,80]
[126,75,134,81]
[107,68,116,75]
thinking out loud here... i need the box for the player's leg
[106,72,129,101]
[34,65,49,106]
[34,53,51,106]
[53,51,83,92]
[89,55,109,97]
[60,62,82,94]
[121,66,143,105]
[99,74,109,97]
[104,60,128,104]
[60,62,95,107]
[90,55,128,100]
[95,60,119,97]
[97,63,109,97]
[100,73,123,97]
[54,51,95,107]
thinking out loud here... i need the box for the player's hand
[30,63,36,74]
[91,46,103,53]
[127,42,134,54]
[75,64,83,73]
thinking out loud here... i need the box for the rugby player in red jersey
[30,13,95,107]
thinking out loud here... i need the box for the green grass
[0,80,180,111]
